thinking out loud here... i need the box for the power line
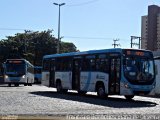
[64,36,113,40]
[0,28,48,32]
[64,36,129,41]
[0,28,130,41]
[67,0,100,7]
[0,28,28,31]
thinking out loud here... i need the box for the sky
[0,0,160,51]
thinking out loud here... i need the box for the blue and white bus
[34,66,42,84]
[42,48,156,99]
[4,59,34,86]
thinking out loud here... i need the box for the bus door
[72,58,81,90]
[49,59,55,87]
[109,54,121,95]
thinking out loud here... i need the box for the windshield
[5,64,26,76]
[124,57,154,83]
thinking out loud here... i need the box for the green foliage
[0,30,77,66]
[60,42,77,53]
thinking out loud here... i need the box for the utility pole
[53,3,65,54]
[112,39,120,48]
[130,36,141,49]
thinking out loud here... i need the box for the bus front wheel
[124,95,134,100]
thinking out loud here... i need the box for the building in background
[141,5,160,51]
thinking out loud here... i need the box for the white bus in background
[3,59,34,86]
[34,66,42,84]
[154,56,160,94]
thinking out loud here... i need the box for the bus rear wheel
[56,81,62,93]
[97,84,106,98]
[125,95,134,100]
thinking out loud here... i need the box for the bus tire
[24,83,27,86]
[124,95,134,100]
[56,81,62,93]
[8,83,11,87]
[97,84,106,98]
[34,78,38,84]
[78,91,87,95]
[62,89,68,93]
[15,84,19,87]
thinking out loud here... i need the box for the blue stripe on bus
[83,72,92,91]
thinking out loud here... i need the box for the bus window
[63,58,72,71]
[82,55,96,71]
[43,59,50,71]
[96,54,109,73]
[82,58,90,71]
[90,59,96,71]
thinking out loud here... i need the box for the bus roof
[6,59,33,67]
[43,48,152,59]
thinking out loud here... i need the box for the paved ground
[0,84,160,119]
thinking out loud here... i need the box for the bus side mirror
[155,65,158,75]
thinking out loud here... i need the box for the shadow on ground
[30,91,158,108]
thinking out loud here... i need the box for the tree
[60,42,77,53]
[0,30,77,66]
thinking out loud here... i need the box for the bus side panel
[42,71,50,87]
[34,73,42,83]
[120,66,133,95]
[27,72,34,83]
[80,72,109,93]
[55,71,72,89]
[155,60,160,94]
[120,82,133,95]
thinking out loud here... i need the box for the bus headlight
[124,83,130,89]
[5,75,8,79]
[22,75,25,78]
